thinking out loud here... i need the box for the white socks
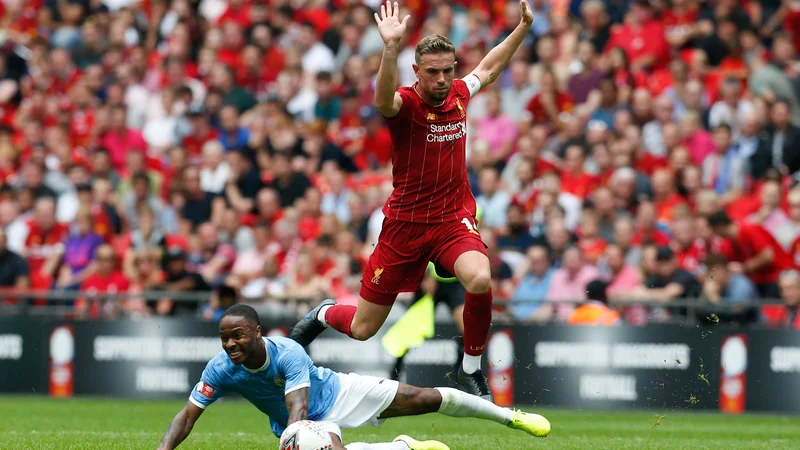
[434,387,513,425]
[345,443,408,450]
[318,305,333,327]
[462,354,482,374]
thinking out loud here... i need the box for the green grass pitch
[1,396,799,449]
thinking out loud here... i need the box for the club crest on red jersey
[371,268,384,284]
[455,98,465,118]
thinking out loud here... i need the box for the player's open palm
[519,0,535,25]
[374,0,410,45]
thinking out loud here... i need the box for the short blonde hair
[415,34,456,64]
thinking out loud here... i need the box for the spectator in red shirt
[662,0,700,50]
[605,0,669,72]
[670,217,702,274]
[78,244,130,320]
[560,143,598,200]
[526,68,574,132]
[633,201,671,247]
[24,197,69,290]
[251,188,284,226]
[183,106,219,159]
[652,169,687,223]
[355,106,393,170]
[709,210,794,298]
[577,212,607,264]
[785,190,800,268]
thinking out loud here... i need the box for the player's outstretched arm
[469,0,534,89]
[374,0,410,117]
[157,402,204,450]
[285,387,310,425]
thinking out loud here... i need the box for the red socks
[325,290,491,349]
[323,305,357,338]
[463,289,492,356]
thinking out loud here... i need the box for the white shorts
[318,372,399,439]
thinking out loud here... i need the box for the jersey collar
[413,83,446,108]
[244,337,270,373]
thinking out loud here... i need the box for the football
[279,420,334,450]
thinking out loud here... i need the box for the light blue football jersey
[189,336,340,437]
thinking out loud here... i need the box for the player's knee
[349,321,378,341]
[412,388,443,413]
[463,271,491,294]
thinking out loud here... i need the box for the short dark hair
[221,304,260,327]
[175,85,193,98]
[655,247,675,262]
[713,123,732,134]
[132,171,151,186]
[705,253,728,269]
[316,234,334,248]
[707,210,733,227]
[316,71,333,83]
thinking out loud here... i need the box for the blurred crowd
[1,0,800,327]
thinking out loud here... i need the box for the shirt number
[461,218,480,236]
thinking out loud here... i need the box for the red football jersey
[25,221,69,275]
[790,235,800,269]
[81,271,130,294]
[79,271,131,319]
[675,242,702,273]
[560,170,599,200]
[732,223,794,284]
[383,79,477,223]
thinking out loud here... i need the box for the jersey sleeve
[741,225,772,255]
[385,87,416,121]
[462,74,482,98]
[277,341,312,395]
[188,363,225,409]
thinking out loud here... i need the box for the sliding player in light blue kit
[157,305,550,450]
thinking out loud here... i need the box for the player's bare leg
[379,384,550,439]
[290,297,393,346]
[452,250,494,401]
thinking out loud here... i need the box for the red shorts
[359,218,487,306]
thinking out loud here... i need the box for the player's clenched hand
[374,0,410,45]
[519,0,534,26]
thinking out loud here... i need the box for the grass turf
[1,396,799,449]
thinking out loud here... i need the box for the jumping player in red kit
[292,0,535,401]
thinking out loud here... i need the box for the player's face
[219,316,261,365]
[414,52,456,103]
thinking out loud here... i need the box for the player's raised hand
[519,0,535,26]
[374,1,410,45]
